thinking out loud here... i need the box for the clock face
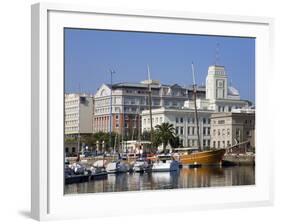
[217,80,224,87]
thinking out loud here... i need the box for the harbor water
[64,165,255,194]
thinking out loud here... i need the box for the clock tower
[206,65,228,100]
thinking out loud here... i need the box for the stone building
[64,93,94,154]
[210,109,255,150]
[93,80,205,137]
[141,64,253,149]
[141,107,213,148]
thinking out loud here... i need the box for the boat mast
[147,65,153,147]
[191,63,202,151]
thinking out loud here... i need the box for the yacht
[106,161,128,173]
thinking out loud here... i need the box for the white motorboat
[93,159,106,168]
[106,161,128,173]
[68,163,87,175]
[133,158,149,172]
[151,158,180,172]
[89,166,108,180]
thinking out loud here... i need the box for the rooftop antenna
[215,42,220,66]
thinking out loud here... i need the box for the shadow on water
[65,166,255,194]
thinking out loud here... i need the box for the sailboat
[177,63,225,166]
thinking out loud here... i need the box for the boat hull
[179,149,225,165]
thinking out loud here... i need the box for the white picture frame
[31,2,274,221]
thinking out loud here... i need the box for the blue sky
[64,28,255,103]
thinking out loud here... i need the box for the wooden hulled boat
[176,148,225,166]
[175,63,226,166]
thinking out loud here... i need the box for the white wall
[0,0,280,224]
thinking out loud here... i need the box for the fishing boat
[177,63,225,166]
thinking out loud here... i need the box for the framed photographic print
[31,2,274,221]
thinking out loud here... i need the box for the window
[180,117,184,123]
[203,118,206,124]
[213,129,216,136]
[207,127,210,135]
[180,127,183,135]
[203,140,206,146]
[222,129,225,136]
[176,117,179,123]
[213,141,216,148]
[227,129,230,136]
[236,128,240,136]
[187,127,190,135]
[218,141,220,148]
[218,129,221,136]
[176,127,179,134]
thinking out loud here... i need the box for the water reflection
[65,166,255,194]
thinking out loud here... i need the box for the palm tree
[154,122,176,153]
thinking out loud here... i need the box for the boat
[175,63,225,166]
[64,164,91,184]
[133,158,150,172]
[89,166,108,180]
[68,162,87,175]
[106,161,128,173]
[174,148,225,166]
[151,155,180,172]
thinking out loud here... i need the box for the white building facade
[141,64,253,149]
[64,93,94,136]
[141,108,213,148]
[210,110,255,150]
[93,81,205,136]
